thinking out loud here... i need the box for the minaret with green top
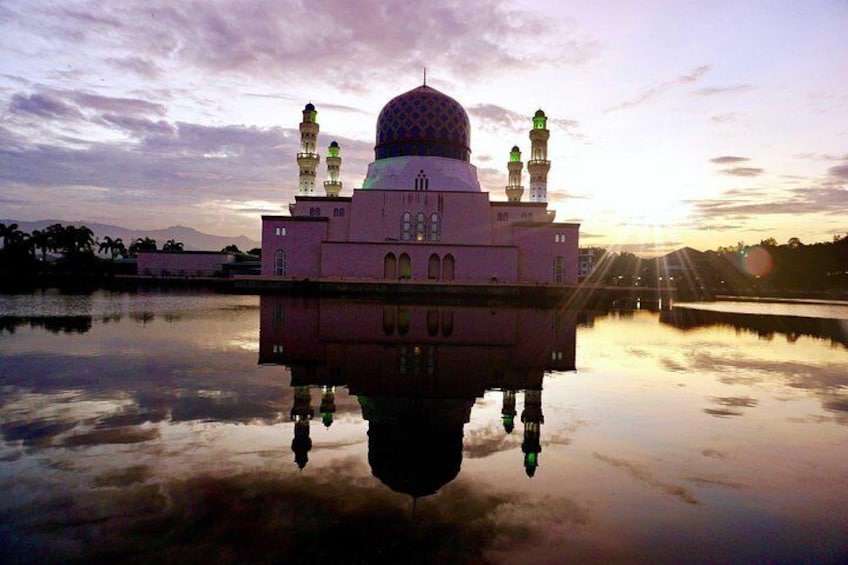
[527,109,550,203]
[505,146,524,202]
[323,141,343,197]
[297,103,320,195]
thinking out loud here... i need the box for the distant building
[261,83,579,286]
[578,248,597,280]
[137,251,249,277]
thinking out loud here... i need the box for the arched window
[399,253,412,279]
[553,256,565,283]
[415,212,426,241]
[384,252,397,279]
[428,253,441,280]
[414,170,429,191]
[430,212,440,241]
[443,253,455,281]
[441,310,454,337]
[274,249,287,276]
[426,309,440,337]
[382,306,395,335]
[397,307,411,336]
[401,212,412,240]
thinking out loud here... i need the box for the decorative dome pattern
[375,85,471,162]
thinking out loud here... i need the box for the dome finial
[423,66,427,86]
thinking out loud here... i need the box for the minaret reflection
[290,386,314,469]
[521,389,544,477]
[260,297,576,495]
[501,390,517,434]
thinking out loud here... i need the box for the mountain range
[2,219,260,252]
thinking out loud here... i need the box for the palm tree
[129,237,157,257]
[99,236,128,259]
[0,222,21,248]
[221,244,241,253]
[163,239,184,252]
[30,229,54,261]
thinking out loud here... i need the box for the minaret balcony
[297,152,320,159]
[527,159,550,166]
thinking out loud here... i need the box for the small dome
[329,140,339,148]
[534,109,545,118]
[375,85,471,162]
[511,145,520,152]
[304,102,315,111]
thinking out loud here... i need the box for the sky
[1,0,846,254]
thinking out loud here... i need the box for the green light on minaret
[309,110,317,123]
[533,109,547,130]
[510,147,521,162]
[328,141,340,157]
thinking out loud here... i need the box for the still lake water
[1,291,846,564]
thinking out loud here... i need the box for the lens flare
[742,246,773,277]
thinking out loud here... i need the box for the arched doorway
[399,253,412,279]
[274,249,287,276]
[384,252,397,279]
[553,256,565,283]
[442,253,455,281]
[428,253,441,280]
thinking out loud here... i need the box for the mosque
[260,82,579,286]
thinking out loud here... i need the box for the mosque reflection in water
[258,296,576,497]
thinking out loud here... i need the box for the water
[1,291,846,563]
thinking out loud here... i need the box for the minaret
[290,386,314,469]
[527,109,550,203]
[297,103,320,195]
[323,141,342,197]
[521,388,544,477]
[505,146,524,202]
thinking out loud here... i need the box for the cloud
[8,92,83,119]
[468,103,530,131]
[710,156,749,164]
[105,56,162,79]
[695,185,848,219]
[30,0,597,88]
[721,167,764,177]
[828,163,848,180]
[593,452,699,505]
[711,113,736,123]
[605,65,711,112]
[694,84,755,96]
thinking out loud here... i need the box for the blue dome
[375,85,471,162]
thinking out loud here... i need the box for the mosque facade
[261,84,579,286]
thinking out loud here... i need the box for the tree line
[585,234,848,297]
[1,222,257,283]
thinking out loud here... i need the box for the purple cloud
[605,65,711,112]
[695,84,755,96]
[710,156,749,164]
[828,164,848,180]
[8,93,83,119]
[721,167,763,177]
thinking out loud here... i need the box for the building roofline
[490,201,549,208]
[262,215,329,222]
[294,196,353,202]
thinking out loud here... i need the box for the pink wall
[262,195,580,285]
[137,252,234,277]
[261,216,327,278]
[346,190,493,245]
[320,242,518,282]
[512,223,580,284]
